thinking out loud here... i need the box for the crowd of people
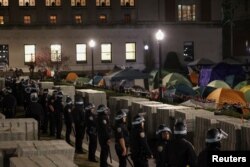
[0,76,229,167]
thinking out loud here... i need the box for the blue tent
[199,63,245,87]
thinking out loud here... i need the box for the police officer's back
[54,91,64,139]
[96,104,112,167]
[166,120,197,167]
[114,109,129,167]
[130,114,153,167]
[64,96,73,144]
[197,128,228,167]
[85,103,98,162]
[2,87,17,118]
[72,96,86,154]
[155,124,171,167]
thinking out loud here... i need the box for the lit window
[126,43,136,61]
[24,16,31,24]
[50,15,57,24]
[0,45,9,64]
[96,0,110,7]
[75,15,82,24]
[76,44,87,62]
[121,0,134,7]
[178,4,196,21]
[99,15,107,23]
[24,45,35,63]
[0,16,4,25]
[51,44,61,62]
[101,43,112,62]
[71,0,86,6]
[19,0,35,6]
[0,0,8,6]
[124,14,131,24]
[46,0,61,6]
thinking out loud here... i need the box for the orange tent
[66,72,78,82]
[206,88,249,114]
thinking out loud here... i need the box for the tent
[110,68,149,81]
[65,72,78,82]
[194,86,216,98]
[149,70,169,90]
[188,58,214,66]
[199,63,245,87]
[240,85,250,102]
[89,75,103,86]
[207,80,231,89]
[75,77,90,87]
[206,88,248,114]
[164,84,196,103]
[162,72,192,88]
[234,81,250,90]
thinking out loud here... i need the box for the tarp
[110,68,149,81]
[199,63,245,87]
[188,58,214,66]
[181,99,216,109]
[207,80,231,89]
[162,72,192,88]
[206,88,248,114]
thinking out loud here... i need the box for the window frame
[120,0,134,7]
[0,16,4,25]
[71,0,86,7]
[24,15,31,24]
[96,0,110,7]
[0,0,9,6]
[24,44,36,64]
[99,14,107,24]
[74,15,82,24]
[45,0,61,6]
[76,43,87,63]
[49,15,57,24]
[19,0,36,6]
[101,43,112,63]
[178,4,196,21]
[50,44,61,62]
[125,42,136,62]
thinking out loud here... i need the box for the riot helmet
[65,96,73,105]
[174,119,187,135]
[96,104,109,114]
[75,96,84,106]
[205,128,228,143]
[156,124,172,135]
[85,103,95,111]
[115,109,127,121]
[132,114,145,125]
[30,92,38,102]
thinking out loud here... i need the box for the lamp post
[155,29,164,101]
[89,39,96,87]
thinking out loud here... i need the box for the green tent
[149,69,169,89]
[207,80,231,89]
[234,80,250,90]
[162,72,192,88]
[240,85,250,102]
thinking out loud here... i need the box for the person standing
[48,90,57,136]
[54,91,64,139]
[165,119,197,167]
[40,88,49,134]
[72,96,86,154]
[155,124,171,167]
[2,87,17,118]
[27,92,44,139]
[130,114,153,167]
[85,103,98,162]
[97,104,112,167]
[64,96,73,144]
[114,109,130,167]
[197,128,228,167]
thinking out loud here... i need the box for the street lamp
[144,44,149,51]
[89,39,96,87]
[155,29,165,100]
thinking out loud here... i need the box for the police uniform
[85,103,98,162]
[2,87,17,118]
[40,89,49,133]
[48,91,57,136]
[27,92,44,139]
[64,96,73,144]
[197,128,228,167]
[54,92,64,139]
[97,105,112,167]
[72,96,86,154]
[155,125,171,167]
[130,115,152,167]
[165,120,197,167]
[114,110,129,167]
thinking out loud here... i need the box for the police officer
[197,128,228,167]
[130,114,153,167]
[54,91,64,139]
[166,119,197,167]
[40,88,49,134]
[27,92,44,139]
[114,109,129,167]
[2,87,17,118]
[72,96,86,154]
[155,124,171,167]
[64,96,73,144]
[97,104,112,167]
[85,103,98,162]
[48,90,57,136]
